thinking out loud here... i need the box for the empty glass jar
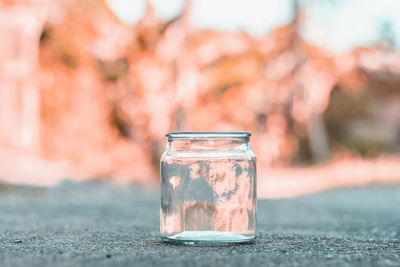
[160,132,256,245]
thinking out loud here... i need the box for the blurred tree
[289,0,343,163]
[286,0,334,163]
[377,20,397,50]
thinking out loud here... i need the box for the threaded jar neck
[166,132,251,151]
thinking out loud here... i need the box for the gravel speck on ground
[0,181,399,266]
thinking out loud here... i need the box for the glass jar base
[162,231,255,246]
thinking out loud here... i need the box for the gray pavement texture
[0,181,399,267]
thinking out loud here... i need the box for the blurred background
[0,0,399,198]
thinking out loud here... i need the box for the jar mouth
[166,131,251,140]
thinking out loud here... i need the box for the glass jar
[160,132,256,245]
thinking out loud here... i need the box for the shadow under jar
[160,132,257,245]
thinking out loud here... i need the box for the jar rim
[166,131,251,140]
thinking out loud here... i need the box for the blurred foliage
[0,0,399,182]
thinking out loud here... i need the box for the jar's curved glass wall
[160,132,256,245]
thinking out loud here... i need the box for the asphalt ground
[0,181,399,266]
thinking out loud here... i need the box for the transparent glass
[160,132,257,245]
